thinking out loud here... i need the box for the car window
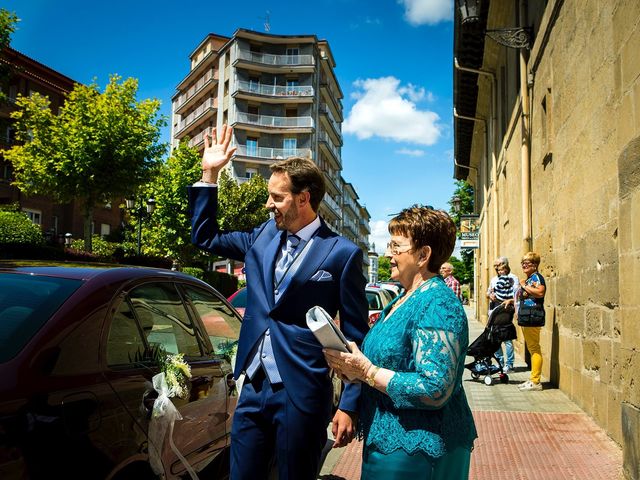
[366,291,382,310]
[183,285,241,359]
[0,274,83,362]
[129,283,201,358]
[107,299,148,367]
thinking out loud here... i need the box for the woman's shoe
[519,380,542,391]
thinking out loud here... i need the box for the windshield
[230,287,247,308]
[0,273,83,362]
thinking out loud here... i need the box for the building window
[246,167,258,179]
[283,138,297,156]
[286,47,299,64]
[2,164,12,180]
[100,224,111,238]
[249,76,260,93]
[52,215,58,234]
[22,208,42,225]
[246,137,258,157]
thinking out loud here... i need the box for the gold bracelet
[365,365,380,387]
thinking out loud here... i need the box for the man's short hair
[270,157,326,212]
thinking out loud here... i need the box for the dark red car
[0,262,242,479]
[227,287,247,318]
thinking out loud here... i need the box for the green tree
[0,9,19,104]
[217,169,269,231]
[4,75,166,251]
[140,142,269,265]
[377,255,391,281]
[449,179,475,286]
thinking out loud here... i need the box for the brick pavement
[320,306,623,480]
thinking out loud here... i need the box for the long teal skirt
[361,445,471,480]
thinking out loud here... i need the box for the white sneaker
[519,380,542,391]
[502,365,511,374]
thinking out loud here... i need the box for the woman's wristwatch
[365,365,380,387]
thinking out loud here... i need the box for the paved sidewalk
[319,306,623,480]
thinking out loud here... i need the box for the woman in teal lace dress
[325,206,477,479]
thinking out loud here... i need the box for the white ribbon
[148,372,199,480]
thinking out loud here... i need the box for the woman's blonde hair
[522,251,541,266]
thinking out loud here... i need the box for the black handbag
[517,303,545,327]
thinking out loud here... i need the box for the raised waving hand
[201,124,237,183]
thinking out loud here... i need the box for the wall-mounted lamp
[456,0,532,49]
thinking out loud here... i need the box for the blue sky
[4,0,456,253]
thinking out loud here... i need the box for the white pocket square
[310,270,333,282]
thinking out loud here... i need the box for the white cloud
[369,220,390,254]
[343,76,441,146]
[398,0,453,26]
[396,148,425,157]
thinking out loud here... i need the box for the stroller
[466,303,517,385]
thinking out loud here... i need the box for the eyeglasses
[521,261,534,267]
[385,241,413,255]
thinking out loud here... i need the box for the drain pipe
[454,58,499,260]
[453,108,488,212]
[519,1,532,254]
[453,108,488,320]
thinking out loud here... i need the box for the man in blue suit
[188,125,369,480]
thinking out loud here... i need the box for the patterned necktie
[274,234,301,285]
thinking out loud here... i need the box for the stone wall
[474,1,640,477]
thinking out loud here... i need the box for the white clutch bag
[305,306,352,353]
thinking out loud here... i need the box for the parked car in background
[227,286,247,318]
[366,286,392,326]
[379,281,402,298]
[0,261,242,479]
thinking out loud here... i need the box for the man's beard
[274,203,298,230]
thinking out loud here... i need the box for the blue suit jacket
[189,186,369,415]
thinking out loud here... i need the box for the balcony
[234,81,314,103]
[319,103,342,143]
[174,69,219,115]
[234,49,315,73]
[323,193,341,218]
[317,129,341,167]
[233,112,314,134]
[320,81,343,118]
[235,144,312,161]
[175,98,217,137]
[187,127,213,149]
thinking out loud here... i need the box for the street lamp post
[126,196,156,256]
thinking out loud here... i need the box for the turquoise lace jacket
[359,276,477,458]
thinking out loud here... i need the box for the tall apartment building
[171,29,370,267]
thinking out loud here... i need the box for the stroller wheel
[500,373,509,383]
[484,375,493,386]
[471,372,480,380]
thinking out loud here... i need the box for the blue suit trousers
[230,369,330,480]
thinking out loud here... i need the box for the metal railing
[177,98,216,132]
[235,112,313,129]
[323,194,341,215]
[188,127,214,148]
[317,129,341,162]
[237,49,315,66]
[175,70,217,109]
[236,80,314,98]
[235,144,312,159]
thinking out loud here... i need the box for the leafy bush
[0,211,44,246]
[182,267,204,280]
[70,235,120,259]
[202,270,238,298]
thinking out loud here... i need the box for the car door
[180,284,242,439]
[103,280,229,479]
